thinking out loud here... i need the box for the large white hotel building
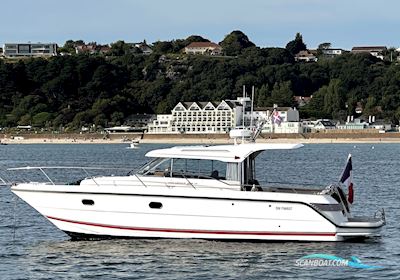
[148,99,247,134]
[148,97,302,134]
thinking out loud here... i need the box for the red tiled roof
[295,50,315,57]
[186,42,221,49]
[351,46,386,52]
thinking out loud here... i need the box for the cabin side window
[226,162,240,182]
[138,158,240,181]
[171,159,227,180]
[138,158,172,176]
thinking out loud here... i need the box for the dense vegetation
[0,31,399,129]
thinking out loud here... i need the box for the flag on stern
[339,154,354,204]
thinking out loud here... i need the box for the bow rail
[6,166,133,186]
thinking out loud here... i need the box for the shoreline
[2,135,400,144]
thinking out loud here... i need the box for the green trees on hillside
[307,79,345,119]
[220,30,256,56]
[152,35,210,54]
[286,33,307,55]
[0,30,399,129]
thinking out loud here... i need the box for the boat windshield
[138,157,240,181]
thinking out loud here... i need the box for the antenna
[242,85,246,143]
[229,85,262,144]
[250,86,254,130]
[242,85,246,125]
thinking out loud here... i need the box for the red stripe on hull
[47,216,336,237]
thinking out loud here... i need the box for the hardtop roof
[145,143,303,163]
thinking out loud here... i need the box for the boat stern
[336,209,386,240]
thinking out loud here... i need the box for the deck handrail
[0,176,9,186]
[7,166,133,171]
[6,166,335,194]
[7,166,133,186]
[7,166,242,191]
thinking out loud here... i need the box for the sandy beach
[2,133,400,144]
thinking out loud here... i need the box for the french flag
[339,154,354,204]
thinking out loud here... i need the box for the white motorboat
[10,142,385,241]
[126,142,139,149]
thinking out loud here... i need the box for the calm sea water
[0,143,399,279]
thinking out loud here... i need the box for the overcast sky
[1,0,398,49]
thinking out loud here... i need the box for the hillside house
[351,46,386,60]
[184,42,223,55]
[295,50,318,62]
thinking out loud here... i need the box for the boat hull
[11,185,384,242]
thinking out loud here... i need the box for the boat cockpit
[137,152,261,190]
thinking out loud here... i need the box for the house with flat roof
[184,42,223,55]
[3,43,57,58]
[125,113,156,130]
[261,122,303,133]
[337,119,368,130]
[254,106,300,123]
[254,106,302,133]
[147,115,173,133]
[321,48,347,58]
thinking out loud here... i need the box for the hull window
[82,199,94,206]
[149,202,163,209]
